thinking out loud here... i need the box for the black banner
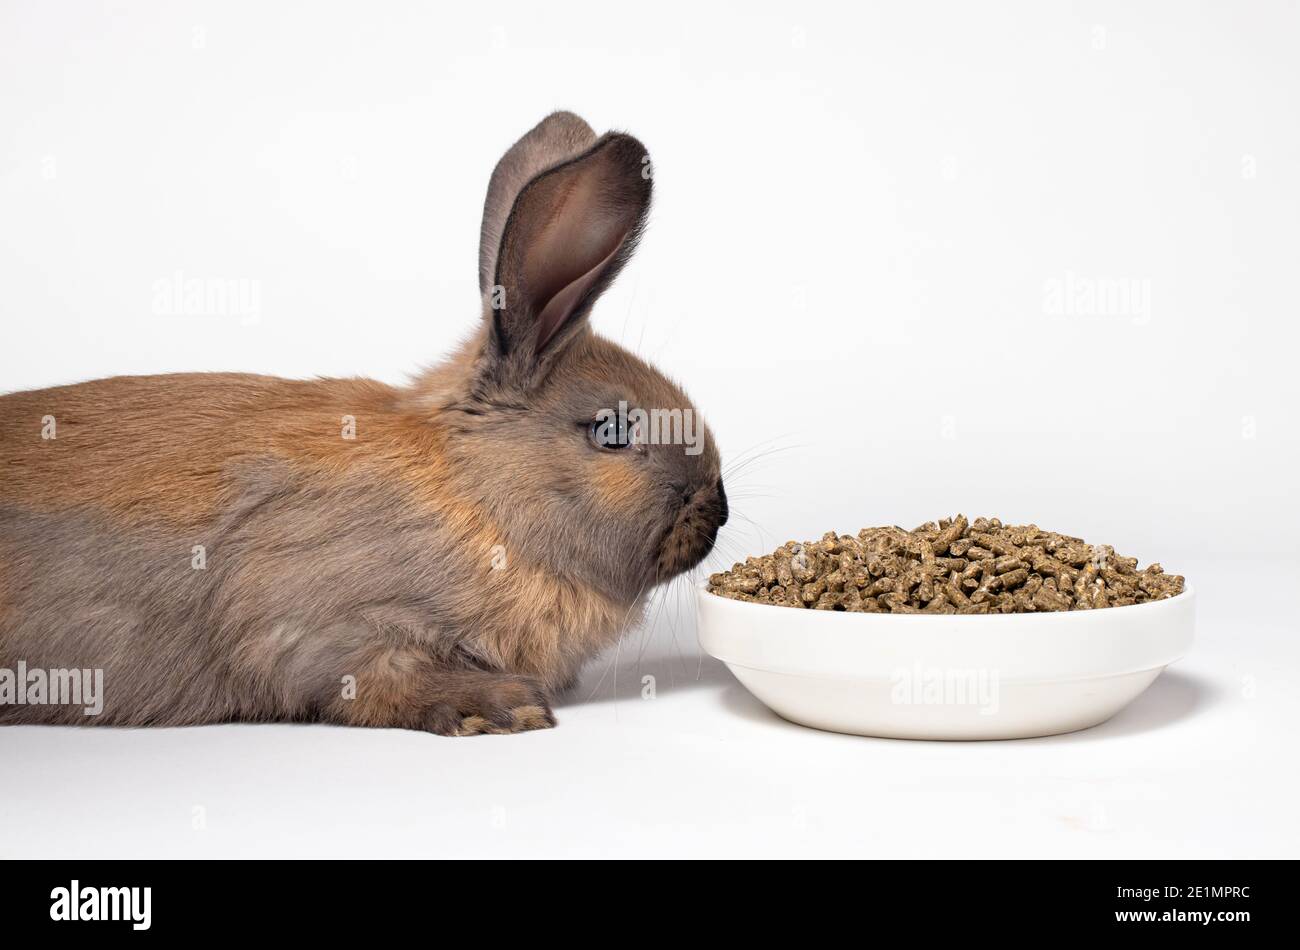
[0,859,1283,938]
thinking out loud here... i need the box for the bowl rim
[695,579,1195,623]
[695,580,1195,681]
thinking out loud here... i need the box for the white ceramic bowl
[697,584,1194,740]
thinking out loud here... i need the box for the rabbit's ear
[482,127,652,388]
[479,111,597,296]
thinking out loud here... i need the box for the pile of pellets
[707,516,1185,614]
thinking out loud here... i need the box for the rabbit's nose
[715,478,729,528]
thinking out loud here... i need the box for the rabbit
[0,111,728,735]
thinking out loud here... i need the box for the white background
[2,0,1298,858]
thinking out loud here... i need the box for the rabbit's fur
[0,112,727,735]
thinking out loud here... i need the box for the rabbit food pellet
[707,516,1185,614]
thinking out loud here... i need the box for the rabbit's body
[0,368,626,729]
[0,112,727,734]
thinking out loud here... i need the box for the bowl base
[726,664,1164,740]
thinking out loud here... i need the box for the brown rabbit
[0,111,727,735]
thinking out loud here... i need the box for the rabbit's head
[413,112,726,605]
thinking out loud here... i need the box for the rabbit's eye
[589,415,636,451]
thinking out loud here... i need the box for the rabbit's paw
[423,675,556,737]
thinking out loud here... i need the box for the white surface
[1,559,1296,859]
[700,584,1195,739]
